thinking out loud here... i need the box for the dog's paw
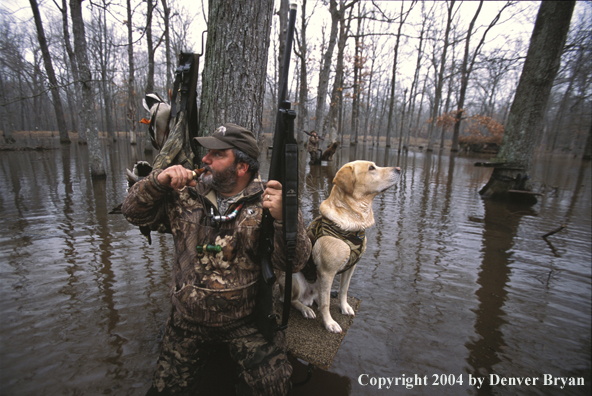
[340,302,355,316]
[324,319,343,334]
[301,306,316,319]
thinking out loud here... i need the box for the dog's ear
[333,164,355,194]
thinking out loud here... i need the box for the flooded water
[0,138,590,395]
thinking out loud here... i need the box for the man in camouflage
[307,131,320,165]
[122,123,311,395]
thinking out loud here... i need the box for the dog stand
[276,294,361,386]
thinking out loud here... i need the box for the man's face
[201,149,238,194]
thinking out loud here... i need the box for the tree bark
[29,0,70,144]
[480,1,575,201]
[199,0,274,141]
[70,0,106,178]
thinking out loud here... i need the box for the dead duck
[140,93,171,150]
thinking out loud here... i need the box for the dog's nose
[395,167,401,172]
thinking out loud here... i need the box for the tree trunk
[385,1,412,148]
[144,0,156,154]
[61,0,80,135]
[322,0,356,144]
[70,0,106,178]
[406,5,428,149]
[295,0,310,139]
[362,40,377,143]
[583,123,592,160]
[350,2,363,146]
[277,0,289,92]
[145,0,155,95]
[480,1,575,202]
[126,0,137,145]
[548,45,584,152]
[199,0,274,141]
[161,0,172,90]
[314,0,340,134]
[58,0,84,142]
[397,88,408,153]
[98,4,116,142]
[0,70,15,143]
[427,0,454,151]
[452,2,510,152]
[29,0,70,144]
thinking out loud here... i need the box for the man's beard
[201,163,238,194]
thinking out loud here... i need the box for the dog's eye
[369,165,375,171]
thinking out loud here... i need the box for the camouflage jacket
[307,135,319,152]
[122,170,311,326]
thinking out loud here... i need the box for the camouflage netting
[276,296,361,370]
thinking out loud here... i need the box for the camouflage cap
[194,123,260,159]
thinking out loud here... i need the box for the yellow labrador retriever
[282,160,401,333]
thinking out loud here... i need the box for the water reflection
[0,140,590,395]
[466,201,534,393]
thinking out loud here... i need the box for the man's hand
[263,180,283,221]
[157,165,197,190]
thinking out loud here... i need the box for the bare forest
[1,0,590,158]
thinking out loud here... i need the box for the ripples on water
[0,140,590,395]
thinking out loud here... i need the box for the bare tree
[90,1,116,142]
[384,0,415,148]
[547,11,592,153]
[54,0,83,140]
[314,0,340,134]
[480,1,575,200]
[0,70,15,143]
[450,1,512,152]
[70,0,106,178]
[426,0,455,151]
[404,1,431,150]
[294,0,314,138]
[29,0,70,144]
[323,0,358,144]
[126,0,137,145]
[349,1,366,146]
[161,0,172,90]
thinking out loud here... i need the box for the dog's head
[332,160,401,197]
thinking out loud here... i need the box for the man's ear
[236,162,249,178]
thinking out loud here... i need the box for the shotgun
[256,2,298,341]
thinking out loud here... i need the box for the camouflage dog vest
[302,216,366,282]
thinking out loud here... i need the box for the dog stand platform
[276,295,361,385]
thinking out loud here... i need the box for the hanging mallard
[140,93,171,150]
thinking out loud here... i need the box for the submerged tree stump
[476,162,541,205]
